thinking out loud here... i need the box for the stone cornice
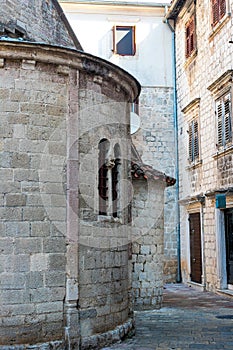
[0,40,141,102]
[181,97,200,114]
[207,70,233,95]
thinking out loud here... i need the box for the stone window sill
[186,159,202,170]
[184,49,197,69]
[98,215,122,224]
[209,13,231,41]
[213,144,233,159]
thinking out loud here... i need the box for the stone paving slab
[102,284,233,350]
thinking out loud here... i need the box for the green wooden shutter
[189,122,193,161]
[223,93,232,144]
[193,120,199,159]
[216,99,223,147]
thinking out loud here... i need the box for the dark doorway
[189,213,202,284]
[225,209,233,285]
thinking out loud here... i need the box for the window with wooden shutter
[216,92,232,148]
[211,0,226,27]
[185,15,196,58]
[189,119,199,162]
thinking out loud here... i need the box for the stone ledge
[0,340,63,350]
[81,318,134,350]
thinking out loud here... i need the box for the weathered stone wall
[131,178,166,309]
[0,51,68,346]
[77,72,134,346]
[132,86,178,283]
[0,0,81,49]
[174,0,233,290]
[0,41,139,349]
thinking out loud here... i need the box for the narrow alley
[103,284,233,350]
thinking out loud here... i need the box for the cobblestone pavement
[102,283,233,350]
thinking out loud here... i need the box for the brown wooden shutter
[219,0,226,19]
[185,16,195,58]
[212,0,219,26]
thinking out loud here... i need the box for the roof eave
[164,0,186,20]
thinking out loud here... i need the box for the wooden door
[225,209,233,285]
[189,213,202,284]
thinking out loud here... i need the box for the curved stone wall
[0,42,139,349]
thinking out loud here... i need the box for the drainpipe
[164,16,181,283]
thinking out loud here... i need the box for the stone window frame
[112,25,136,56]
[207,70,233,157]
[182,98,202,169]
[98,139,122,220]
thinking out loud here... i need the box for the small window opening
[113,26,136,56]
[98,139,109,215]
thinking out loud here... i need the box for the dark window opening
[112,144,121,218]
[98,139,109,215]
[113,26,136,56]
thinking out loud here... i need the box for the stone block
[6,194,27,207]
[22,207,46,221]
[45,272,66,287]
[12,152,30,168]
[0,273,26,289]
[30,253,48,271]
[30,222,51,237]
[36,301,63,314]
[48,254,66,271]
[43,238,66,254]
[0,238,14,254]
[6,222,30,237]
[27,271,44,289]
[15,238,42,254]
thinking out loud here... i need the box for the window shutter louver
[212,0,219,26]
[219,0,226,19]
[194,120,199,159]
[185,16,195,58]
[212,0,226,26]
[189,123,193,161]
[216,99,223,147]
[224,94,232,144]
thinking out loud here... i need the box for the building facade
[166,0,233,293]
[0,0,175,348]
[59,0,179,284]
